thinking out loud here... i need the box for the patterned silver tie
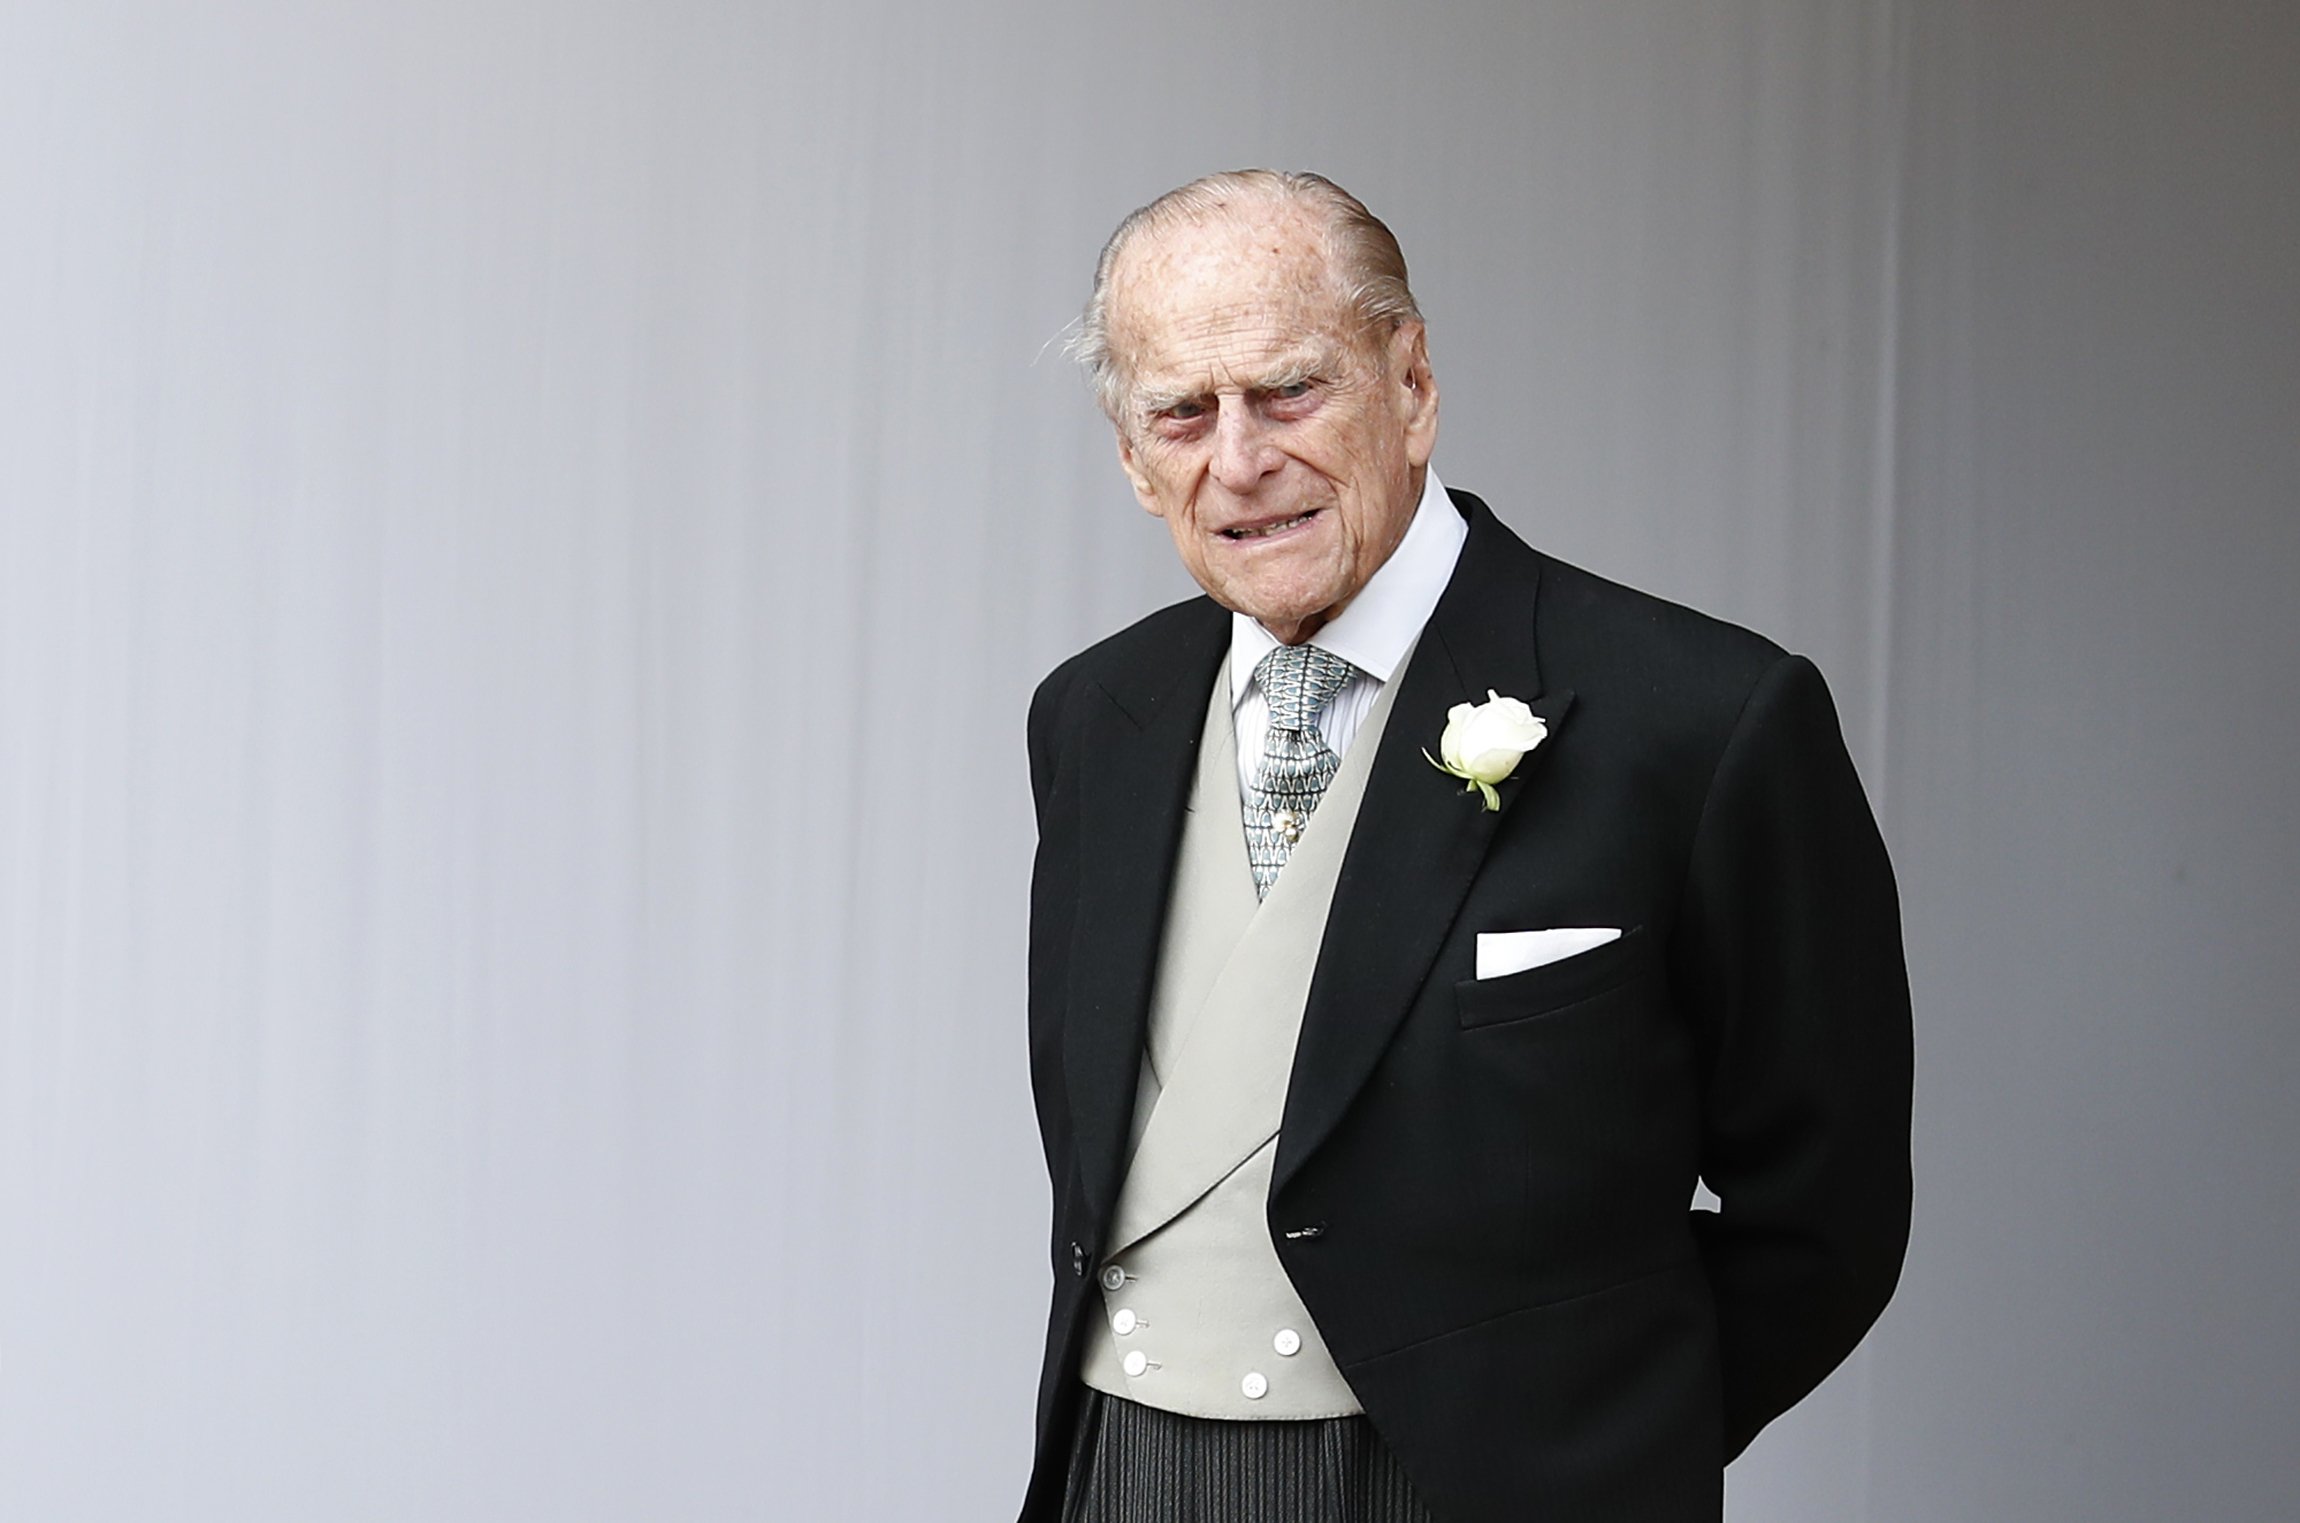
[1243,643,1357,899]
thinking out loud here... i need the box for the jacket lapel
[1275,496,1575,1192]
[1063,601,1230,1230]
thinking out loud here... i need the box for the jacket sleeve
[1672,653,1914,1460]
[1023,664,1082,1197]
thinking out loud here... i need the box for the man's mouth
[1221,509,1321,541]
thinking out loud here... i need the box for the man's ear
[1116,430,1164,515]
[1391,322,1440,468]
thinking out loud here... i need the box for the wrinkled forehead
[1105,204,1362,386]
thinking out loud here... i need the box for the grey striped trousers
[1062,1388,1437,1523]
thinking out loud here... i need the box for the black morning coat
[1020,491,1913,1522]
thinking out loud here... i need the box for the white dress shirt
[1229,467,1466,793]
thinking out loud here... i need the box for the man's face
[1105,203,1438,646]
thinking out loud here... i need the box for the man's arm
[1671,653,1914,1460]
[1027,669,1065,820]
[1023,663,1086,1199]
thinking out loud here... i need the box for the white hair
[1067,169,1424,422]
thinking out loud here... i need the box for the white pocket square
[1475,927,1623,980]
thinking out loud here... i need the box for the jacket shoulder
[1026,595,1226,812]
[1530,550,1790,722]
[1030,595,1226,729]
[1449,490,1790,718]
[1518,541,1868,832]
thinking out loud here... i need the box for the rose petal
[1461,745,1522,784]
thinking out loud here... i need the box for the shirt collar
[1229,466,1466,709]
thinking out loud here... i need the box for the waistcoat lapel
[1135,675,1258,1098]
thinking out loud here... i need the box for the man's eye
[1272,381,1314,400]
[1164,401,1207,421]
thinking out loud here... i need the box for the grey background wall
[2,1,2293,1518]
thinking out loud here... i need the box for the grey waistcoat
[1080,658,1403,1420]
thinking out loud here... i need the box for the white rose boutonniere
[1425,690,1547,811]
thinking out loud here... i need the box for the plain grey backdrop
[4,0,2295,1518]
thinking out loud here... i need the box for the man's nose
[1208,401,1280,493]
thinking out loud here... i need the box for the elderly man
[1020,170,1911,1522]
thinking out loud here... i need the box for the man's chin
[1193,562,1355,642]
[1233,595,1341,646]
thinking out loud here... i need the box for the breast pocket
[1453,925,1656,1029]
